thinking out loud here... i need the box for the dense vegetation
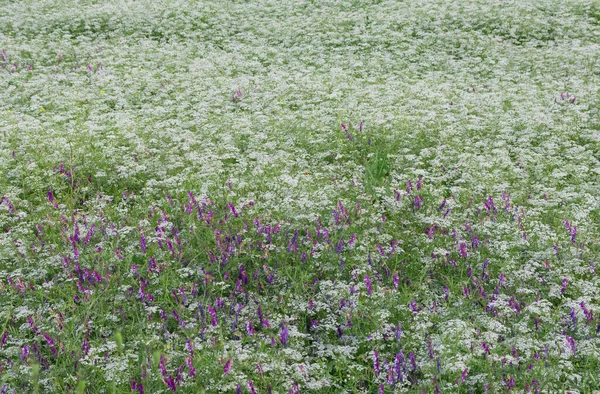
[1,0,599,392]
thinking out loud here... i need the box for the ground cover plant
[1,0,600,392]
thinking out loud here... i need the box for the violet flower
[458,241,468,258]
[140,234,147,254]
[163,376,176,392]
[207,306,218,326]
[0,331,8,347]
[43,333,57,357]
[561,278,568,294]
[247,380,257,394]
[335,239,344,254]
[224,359,232,376]
[364,275,372,295]
[372,350,380,376]
[394,352,404,382]
[409,352,417,371]
[481,342,491,355]
[280,324,289,348]
[228,203,239,218]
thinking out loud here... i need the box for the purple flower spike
[43,333,57,357]
[409,352,417,370]
[480,342,491,355]
[140,234,147,254]
[565,335,576,356]
[561,278,568,294]
[228,203,239,218]
[335,239,344,254]
[373,350,380,376]
[394,352,404,382]
[437,199,446,212]
[246,320,255,335]
[0,331,8,347]
[280,324,289,348]
[164,375,176,391]
[224,359,232,376]
[364,275,372,296]
[208,306,218,326]
[395,322,402,341]
[248,380,257,394]
[458,241,468,258]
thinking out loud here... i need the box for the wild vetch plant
[1,0,599,393]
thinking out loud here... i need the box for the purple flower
[409,300,418,312]
[247,380,257,394]
[364,275,372,295]
[394,352,404,382]
[280,324,289,348]
[159,354,168,376]
[427,340,435,359]
[246,320,255,335]
[163,375,176,392]
[480,342,491,355]
[140,234,147,254]
[1,196,14,213]
[413,195,423,210]
[228,203,239,218]
[580,301,594,323]
[409,352,417,370]
[0,331,8,347]
[565,335,576,356]
[235,384,242,394]
[570,307,577,328]
[372,350,380,376]
[207,306,218,326]
[348,233,357,245]
[437,199,447,212]
[224,359,232,376]
[42,333,57,357]
[20,345,30,363]
[459,369,468,385]
[561,278,568,294]
[458,241,468,258]
[335,239,344,254]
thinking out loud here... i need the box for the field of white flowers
[1,0,599,392]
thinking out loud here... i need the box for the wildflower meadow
[1,0,599,392]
